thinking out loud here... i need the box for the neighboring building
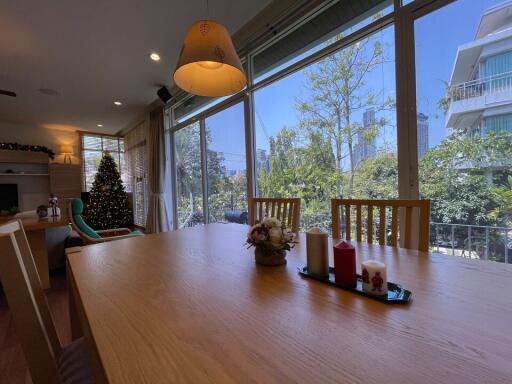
[446,1,512,175]
[447,2,512,138]
[354,107,376,166]
[417,113,429,159]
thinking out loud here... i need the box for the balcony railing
[431,222,511,263]
[449,71,512,101]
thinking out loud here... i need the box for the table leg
[25,229,50,289]
[66,261,83,340]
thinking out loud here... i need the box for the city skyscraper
[354,107,376,167]
[417,113,429,159]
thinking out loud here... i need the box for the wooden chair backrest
[0,220,62,384]
[331,199,431,252]
[248,198,301,234]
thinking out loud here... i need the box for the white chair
[0,220,95,384]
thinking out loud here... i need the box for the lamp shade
[60,144,73,154]
[174,20,247,97]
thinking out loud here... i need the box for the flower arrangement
[246,217,295,265]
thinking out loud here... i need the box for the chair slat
[344,205,351,241]
[390,206,398,247]
[356,205,362,242]
[367,205,373,244]
[404,206,413,249]
[379,206,386,245]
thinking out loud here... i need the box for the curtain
[146,106,170,233]
[125,121,148,227]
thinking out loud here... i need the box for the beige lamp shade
[174,20,247,97]
[60,144,73,154]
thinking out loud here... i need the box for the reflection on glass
[415,0,512,262]
[175,122,204,227]
[252,0,393,83]
[255,25,397,233]
[205,102,247,223]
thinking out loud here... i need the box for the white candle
[306,227,329,276]
[361,260,387,296]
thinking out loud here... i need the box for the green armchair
[67,198,144,244]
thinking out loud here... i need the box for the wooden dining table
[66,223,512,384]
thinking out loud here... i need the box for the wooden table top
[67,223,512,384]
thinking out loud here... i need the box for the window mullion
[199,119,209,224]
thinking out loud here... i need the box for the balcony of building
[446,71,512,128]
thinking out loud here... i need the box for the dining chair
[331,199,431,252]
[248,197,301,234]
[0,220,95,384]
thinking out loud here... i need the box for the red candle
[333,240,356,287]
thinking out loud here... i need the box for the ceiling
[0,0,271,134]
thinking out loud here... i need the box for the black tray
[298,266,412,304]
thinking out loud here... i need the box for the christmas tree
[83,152,133,229]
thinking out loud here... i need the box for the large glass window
[81,134,125,192]
[415,0,512,262]
[252,0,393,83]
[205,102,247,223]
[175,122,204,228]
[255,25,397,232]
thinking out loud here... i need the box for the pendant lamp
[174,19,247,97]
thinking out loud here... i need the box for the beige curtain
[146,106,170,233]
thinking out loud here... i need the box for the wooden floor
[0,268,70,384]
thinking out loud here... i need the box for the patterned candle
[306,227,329,276]
[361,260,388,296]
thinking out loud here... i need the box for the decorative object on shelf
[306,227,329,277]
[48,193,59,217]
[361,260,388,296]
[333,240,356,287]
[0,142,55,159]
[246,217,295,266]
[59,144,73,164]
[83,152,133,230]
[298,266,411,304]
[174,0,246,97]
[37,205,48,218]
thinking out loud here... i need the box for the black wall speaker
[157,86,172,103]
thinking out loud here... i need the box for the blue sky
[207,0,506,172]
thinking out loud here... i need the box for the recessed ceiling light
[114,101,122,106]
[97,124,103,127]
[150,52,161,62]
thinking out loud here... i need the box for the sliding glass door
[175,122,203,228]
[172,100,247,228]
[205,102,247,223]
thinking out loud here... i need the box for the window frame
[79,131,125,192]
[166,0,457,230]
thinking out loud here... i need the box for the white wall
[0,121,80,210]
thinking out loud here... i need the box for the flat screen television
[0,184,19,211]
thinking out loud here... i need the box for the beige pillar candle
[361,260,388,296]
[306,227,329,276]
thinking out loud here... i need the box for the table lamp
[60,144,73,164]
